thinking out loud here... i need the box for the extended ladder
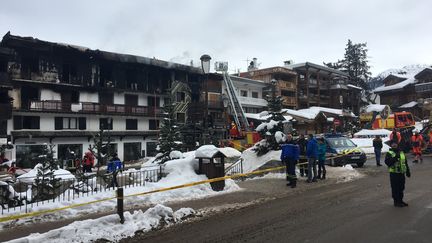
[222,71,249,132]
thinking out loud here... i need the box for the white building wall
[79,92,98,103]
[114,92,125,105]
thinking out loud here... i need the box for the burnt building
[0,32,220,167]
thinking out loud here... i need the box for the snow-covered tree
[89,129,113,173]
[155,97,183,163]
[34,144,61,201]
[254,81,286,156]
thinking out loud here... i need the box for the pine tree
[254,81,286,156]
[34,144,61,201]
[156,97,183,163]
[89,129,112,174]
[325,39,372,89]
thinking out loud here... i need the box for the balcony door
[125,94,138,106]
[99,92,114,105]
[21,86,39,109]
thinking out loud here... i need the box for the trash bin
[197,152,226,191]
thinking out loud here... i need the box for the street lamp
[200,55,211,135]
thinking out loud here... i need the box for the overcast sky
[1,0,431,75]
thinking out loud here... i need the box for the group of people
[280,134,327,188]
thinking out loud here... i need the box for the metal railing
[0,166,164,215]
[225,158,244,176]
[27,100,161,116]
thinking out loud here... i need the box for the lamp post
[200,54,211,144]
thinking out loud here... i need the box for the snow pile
[241,147,281,173]
[9,204,196,243]
[275,131,286,143]
[17,164,75,184]
[195,145,219,158]
[326,164,364,183]
[354,129,391,138]
[0,151,240,227]
[169,150,183,159]
[351,138,390,154]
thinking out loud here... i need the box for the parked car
[323,134,367,167]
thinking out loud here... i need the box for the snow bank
[241,147,281,173]
[8,204,196,243]
[218,147,241,158]
[17,164,75,184]
[326,164,364,183]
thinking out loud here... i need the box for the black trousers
[390,172,405,203]
[285,159,297,181]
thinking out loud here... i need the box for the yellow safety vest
[388,150,407,174]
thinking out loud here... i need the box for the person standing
[373,135,383,166]
[281,134,299,188]
[317,137,327,180]
[411,130,424,163]
[82,151,95,173]
[385,141,411,207]
[107,153,122,188]
[390,128,402,146]
[306,134,318,183]
[297,134,308,177]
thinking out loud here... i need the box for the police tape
[0,165,288,223]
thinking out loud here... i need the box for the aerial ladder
[222,71,250,133]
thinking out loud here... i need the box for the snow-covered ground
[351,138,390,154]
[0,150,240,229]
[6,204,196,243]
[241,147,281,173]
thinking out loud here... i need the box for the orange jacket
[390,131,402,144]
[411,134,423,148]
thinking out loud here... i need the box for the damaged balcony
[23,100,162,117]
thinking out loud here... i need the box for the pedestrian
[306,134,318,183]
[411,130,424,163]
[384,141,411,207]
[107,153,122,188]
[82,151,95,173]
[297,134,308,177]
[281,134,299,188]
[373,135,383,166]
[317,137,326,180]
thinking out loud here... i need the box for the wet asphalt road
[126,156,432,243]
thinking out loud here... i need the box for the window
[57,144,83,167]
[176,92,186,102]
[55,117,86,130]
[15,145,46,168]
[176,113,186,123]
[100,118,113,130]
[149,119,160,130]
[126,119,138,130]
[124,142,142,161]
[148,96,160,108]
[146,142,158,157]
[125,94,138,106]
[252,91,259,98]
[99,93,114,105]
[240,90,248,97]
[13,116,40,130]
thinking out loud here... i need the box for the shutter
[34,116,40,129]
[55,117,63,130]
[78,117,86,130]
[13,116,22,130]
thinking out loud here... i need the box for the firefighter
[389,128,402,145]
[229,121,240,138]
[385,141,411,207]
[411,130,424,163]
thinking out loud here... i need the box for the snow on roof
[363,104,387,113]
[218,147,241,158]
[282,106,356,120]
[373,77,416,92]
[374,64,430,80]
[347,84,363,90]
[195,145,220,158]
[354,129,391,137]
[308,106,356,117]
[245,112,292,121]
[399,101,418,108]
[282,108,317,120]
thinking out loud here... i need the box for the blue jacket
[306,138,319,158]
[107,159,122,173]
[281,144,300,161]
[318,143,327,161]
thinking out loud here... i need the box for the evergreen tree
[254,81,286,156]
[34,144,61,201]
[89,129,112,174]
[325,39,372,89]
[156,97,183,163]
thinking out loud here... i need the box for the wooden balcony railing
[27,100,161,117]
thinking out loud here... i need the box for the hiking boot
[321,174,326,180]
[394,202,405,207]
[402,201,409,206]
[377,164,382,166]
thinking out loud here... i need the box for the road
[126,157,432,243]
